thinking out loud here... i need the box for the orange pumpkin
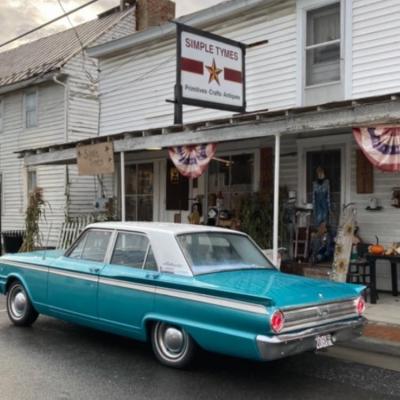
[369,236,385,255]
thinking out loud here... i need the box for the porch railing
[56,216,95,250]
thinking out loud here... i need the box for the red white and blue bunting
[353,127,400,172]
[169,144,217,179]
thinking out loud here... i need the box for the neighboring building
[0,0,175,245]
[20,0,400,292]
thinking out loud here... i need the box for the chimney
[136,0,176,31]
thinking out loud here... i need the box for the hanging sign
[176,23,246,114]
[169,143,217,179]
[353,127,400,172]
[77,142,115,176]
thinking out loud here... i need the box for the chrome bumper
[256,318,366,361]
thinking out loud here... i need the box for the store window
[207,153,254,214]
[25,90,38,128]
[125,163,153,221]
[306,2,341,86]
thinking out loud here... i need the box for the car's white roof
[86,221,245,236]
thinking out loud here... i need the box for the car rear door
[47,229,113,320]
[98,231,157,337]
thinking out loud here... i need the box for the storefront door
[125,162,154,221]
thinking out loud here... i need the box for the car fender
[142,312,261,360]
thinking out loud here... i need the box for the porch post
[272,134,281,266]
[120,151,126,222]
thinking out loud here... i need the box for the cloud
[0,0,224,51]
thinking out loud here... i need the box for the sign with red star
[177,23,245,113]
[206,59,223,85]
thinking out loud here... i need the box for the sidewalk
[341,294,400,358]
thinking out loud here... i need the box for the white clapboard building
[0,0,175,245]
[20,0,400,294]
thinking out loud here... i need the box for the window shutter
[356,149,374,194]
[260,147,273,194]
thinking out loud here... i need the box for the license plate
[315,334,333,350]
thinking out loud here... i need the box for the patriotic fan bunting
[353,127,400,172]
[169,144,217,179]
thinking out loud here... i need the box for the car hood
[195,269,364,308]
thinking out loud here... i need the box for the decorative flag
[169,144,217,179]
[353,127,400,172]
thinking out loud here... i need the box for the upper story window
[0,99,3,131]
[25,90,38,128]
[306,2,341,86]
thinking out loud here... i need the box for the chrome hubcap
[156,324,187,360]
[164,327,184,353]
[10,287,27,319]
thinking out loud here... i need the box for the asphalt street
[0,296,399,400]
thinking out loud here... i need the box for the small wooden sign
[77,142,115,176]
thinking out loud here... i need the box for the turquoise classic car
[0,222,366,368]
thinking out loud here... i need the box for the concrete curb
[340,336,400,358]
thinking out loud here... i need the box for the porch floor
[365,293,400,325]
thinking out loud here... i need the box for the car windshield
[177,232,273,275]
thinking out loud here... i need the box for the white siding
[352,0,400,98]
[99,1,297,135]
[0,83,66,245]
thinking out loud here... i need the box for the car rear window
[177,232,272,275]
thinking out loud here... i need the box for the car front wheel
[6,281,39,326]
[151,321,196,368]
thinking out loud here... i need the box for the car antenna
[42,223,53,260]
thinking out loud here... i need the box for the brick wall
[136,0,175,31]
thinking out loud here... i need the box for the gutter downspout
[53,74,70,221]
[272,134,281,267]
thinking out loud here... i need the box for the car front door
[47,229,112,321]
[98,231,157,337]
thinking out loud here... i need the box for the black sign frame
[174,22,246,124]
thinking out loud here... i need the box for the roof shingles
[0,8,132,88]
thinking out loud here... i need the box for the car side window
[143,247,158,271]
[68,231,88,259]
[111,232,150,269]
[67,230,111,263]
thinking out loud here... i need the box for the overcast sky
[0,0,223,51]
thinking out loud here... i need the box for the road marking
[0,309,6,312]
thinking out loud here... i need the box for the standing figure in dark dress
[312,166,331,226]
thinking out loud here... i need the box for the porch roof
[18,92,400,167]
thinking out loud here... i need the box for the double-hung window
[306,2,341,86]
[25,90,38,128]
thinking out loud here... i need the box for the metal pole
[120,151,126,222]
[273,134,281,266]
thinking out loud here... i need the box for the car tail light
[356,296,366,315]
[270,310,285,333]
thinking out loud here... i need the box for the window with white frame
[0,99,3,132]
[306,2,341,86]
[27,170,37,195]
[25,91,38,128]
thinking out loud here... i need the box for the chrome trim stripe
[2,259,267,315]
[51,269,98,283]
[99,277,155,294]
[0,260,48,273]
[156,286,267,315]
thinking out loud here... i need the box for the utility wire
[0,0,99,50]
[57,0,98,82]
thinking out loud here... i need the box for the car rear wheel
[6,281,38,327]
[151,321,196,368]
